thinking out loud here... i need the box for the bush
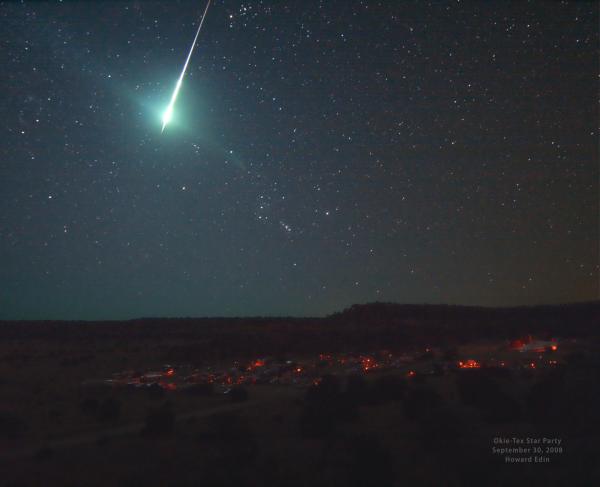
[482,366,514,380]
[228,386,249,403]
[372,374,406,403]
[300,403,337,438]
[301,375,358,437]
[0,411,28,439]
[457,369,497,407]
[80,397,99,416]
[185,383,214,396]
[345,373,370,405]
[442,347,459,361]
[346,434,395,487]
[565,351,586,366]
[305,374,341,404]
[526,368,600,434]
[145,383,165,400]
[482,390,521,424]
[416,350,435,361]
[457,369,520,423]
[419,406,466,439]
[97,397,121,422]
[403,386,443,422]
[197,412,258,484]
[199,411,254,444]
[143,402,175,436]
[34,446,54,461]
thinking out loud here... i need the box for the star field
[1,1,598,319]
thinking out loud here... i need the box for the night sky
[1,1,598,320]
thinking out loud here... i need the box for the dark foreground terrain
[1,302,599,487]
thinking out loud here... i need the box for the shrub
[80,397,99,416]
[197,411,258,483]
[301,375,358,437]
[184,383,214,396]
[34,446,54,461]
[146,383,165,400]
[525,368,600,434]
[345,373,370,405]
[457,369,520,423]
[419,406,466,439]
[416,350,435,361]
[483,390,521,424]
[346,434,395,487]
[442,347,459,361]
[372,374,406,403]
[305,374,341,404]
[143,402,175,436]
[299,403,337,438]
[0,411,28,439]
[457,369,497,407]
[228,386,249,403]
[403,386,443,422]
[97,397,121,422]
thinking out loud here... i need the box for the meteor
[161,0,212,132]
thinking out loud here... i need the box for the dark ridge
[329,300,600,323]
[1,300,598,326]
[0,302,597,361]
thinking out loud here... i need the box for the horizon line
[1,299,598,323]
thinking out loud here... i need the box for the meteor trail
[161,0,212,132]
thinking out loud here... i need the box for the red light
[249,359,265,369]
[458,359,480,369]
[529,362,536,369]
[360,356,377,372]
[407,370,416,377]
[165,368,175,377]
[551,345,558,351]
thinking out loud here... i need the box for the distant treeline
[1,301,598,361]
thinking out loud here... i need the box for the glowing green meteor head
[160,0,212,134]
[161,104,174,132]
